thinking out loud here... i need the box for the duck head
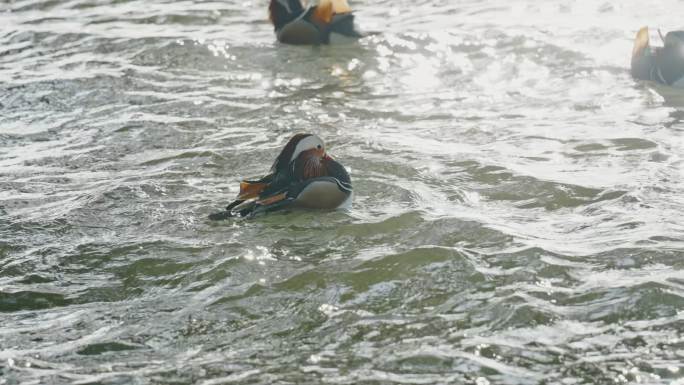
[271,133,328,173]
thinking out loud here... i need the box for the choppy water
[2,0,684,383]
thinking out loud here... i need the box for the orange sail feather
[237,181,268,200]
[312,0,352,25]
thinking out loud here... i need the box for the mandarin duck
[631,27,684,87]
[209,133,352,219]
[268,0,362,45]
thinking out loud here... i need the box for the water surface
[1,0,684,383]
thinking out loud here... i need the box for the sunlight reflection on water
[1,0,684,384]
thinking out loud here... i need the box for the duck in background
[209,133,352,219]
[631,27,684,87]
[268,0,363,45]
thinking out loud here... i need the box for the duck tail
[209,196,292,220]
[329,13,361,37]
[208,210,235,221]
[209,199,258,220]
[208,198,244,220]
[241,193,292,217]
[250,195,294,217]
[208,175,274,221]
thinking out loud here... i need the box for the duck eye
[317,145,322,149]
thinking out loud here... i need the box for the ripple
[1,0,684,384]
[0,290,70,312]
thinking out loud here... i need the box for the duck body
[631,27,684,87]
[269,0,362,45]
[209,133,352,219]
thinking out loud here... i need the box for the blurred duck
[631,27,684,87]
[209,133,352,219]
[268,0,362,45]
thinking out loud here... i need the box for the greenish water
[1,0,684,384]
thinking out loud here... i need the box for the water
[1,0,684,383]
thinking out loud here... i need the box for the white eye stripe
[290,135,325,163]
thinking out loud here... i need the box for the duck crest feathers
[271,133,312,172]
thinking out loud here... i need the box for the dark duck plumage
[268,0,362,45]
[631,27,684,87]
[209,133,352,219]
